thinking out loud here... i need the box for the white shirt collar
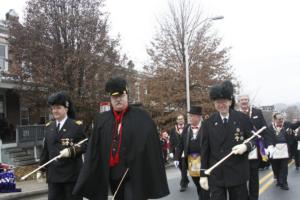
[220,113,230,121]
[56,116,68,130]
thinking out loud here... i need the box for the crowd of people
[35,77,300,200]
[166,82,300,200]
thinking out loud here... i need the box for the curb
[0,188,48,200]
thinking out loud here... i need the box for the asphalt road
[19,162,300,200]
[163,163,300,200]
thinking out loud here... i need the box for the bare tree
[143,0,235,128]
[8,0,126,126]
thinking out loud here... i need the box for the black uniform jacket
[73,106,169,200]
[40,118,86,183]
[250,107,275,147]
[201,109,254,187]
[269,121,300,157]
[249,107,275,167]
[175,125,201,160]
[295,128,300,141]
[169,125,184,155]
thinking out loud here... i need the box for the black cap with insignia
[105,77,128,96]
[48,91,76,119]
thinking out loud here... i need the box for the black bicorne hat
[188,106,202,115]
[105,77,128,96]
[48,91,76,119]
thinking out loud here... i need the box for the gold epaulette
[75,120,83,125]
[45,121,52,127]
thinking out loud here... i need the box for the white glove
[169,153,174,159]
[232,144,247,155]
[266,145,275,158]
[36,171,42,179]
[174,160,179,168]
[199,177,209,190]
[59,148,71,158]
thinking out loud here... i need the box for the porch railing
[16,125,45,148]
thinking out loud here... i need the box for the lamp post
[185,16,224,115]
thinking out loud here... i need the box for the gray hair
[237,94,250,101]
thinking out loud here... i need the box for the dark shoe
[276,182,280,187]
[180,185,187,192]
[280,184,289,190]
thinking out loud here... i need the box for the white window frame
[39,108,49,124]
[0,43,8,71]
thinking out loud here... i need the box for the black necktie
[223,118,228,125]
[56,123,60,132]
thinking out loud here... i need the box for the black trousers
[48,182,82,200]
[248,160,259,200]
[110,178,133,200]
[271,158,288,185]
[295,150,300,167]
[191,176,210,200]
[291,142,300,167]
[210,183,248,200]
[179,157,189,187]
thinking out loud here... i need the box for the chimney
[5,9,19,22]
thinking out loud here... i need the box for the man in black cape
[73,77,169,200]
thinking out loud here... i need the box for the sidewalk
[0,179,47,200]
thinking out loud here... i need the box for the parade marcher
[238,94,275,200]
[175,106,210,200]
[292,127,300,171]
[269,113,300,190]
[39,91,87,200]
[169,114,189,192]
[73,77,169,200]
[200,81,255,200]
[160,130,170,163]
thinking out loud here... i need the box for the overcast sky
[1,0,300,106]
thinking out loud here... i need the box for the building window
[20,106,29,125]
[39,108,48,124]
[135,82,140,102]
[0,95,4,120]
[0,44,7,70]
